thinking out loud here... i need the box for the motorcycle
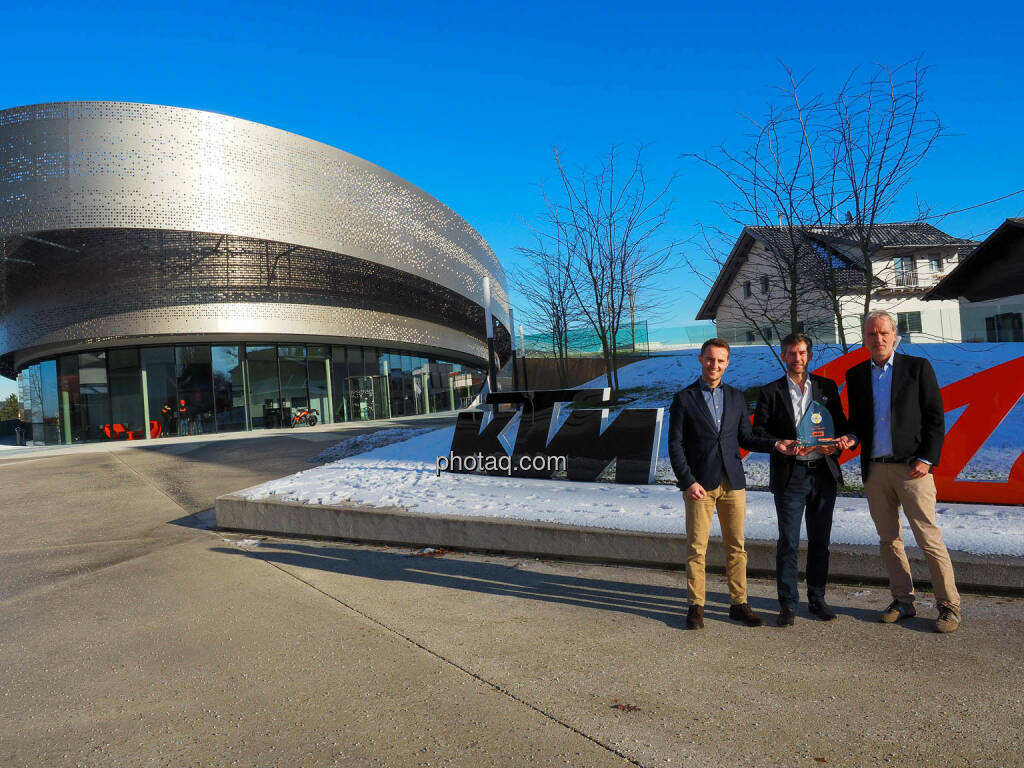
[291,407,319,427]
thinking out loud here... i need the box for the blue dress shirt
[700,379,724,433]
[870,352,895,458]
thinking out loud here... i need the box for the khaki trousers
[684,475,747,606]
[864,462,960,611]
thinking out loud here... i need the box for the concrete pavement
[2,423,1022,767]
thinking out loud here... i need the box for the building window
[760,275,769,294]
[927,254,943,273]
[893,256,917,287]
[986,313,1023,342]
[761,326,774,342]
[745,330,756,344]
[742,281,752,298]
[897,311,922,336]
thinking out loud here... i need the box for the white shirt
[787,374,815,461]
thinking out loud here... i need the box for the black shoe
[776,605,796,627]
[686,604,704,630]
[808,600,837,621]
[728,603,763,627]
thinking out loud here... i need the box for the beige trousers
[864,462,960,611]
[684,475,747,606]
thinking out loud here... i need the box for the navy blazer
[752,373,850,494]
[844,353,944,481]
[668,378,776,491]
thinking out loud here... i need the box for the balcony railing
[894,271,919,288]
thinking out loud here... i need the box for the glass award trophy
[796,401,837,447]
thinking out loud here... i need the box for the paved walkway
[1,423,1022,767]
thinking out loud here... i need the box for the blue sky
[2,0,1022,399]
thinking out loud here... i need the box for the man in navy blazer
[845,310,960,633]
[668,338,788,629]
[753,333,850,626]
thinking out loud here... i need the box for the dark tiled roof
[696,222,976,320]
[747,222,976,262]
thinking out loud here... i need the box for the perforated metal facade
[0,101,509,376]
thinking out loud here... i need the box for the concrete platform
[215,490,1024,592]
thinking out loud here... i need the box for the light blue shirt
[700,379,723,433]
[870,352,895,458]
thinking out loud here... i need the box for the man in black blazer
[845,311,960,633]
[668,338,788,629]
[753,333,850,626]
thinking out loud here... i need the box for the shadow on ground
[210,539,895,630]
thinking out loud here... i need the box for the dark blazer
[844,353,944,481]
[668,378,776,491]
[752,373,850,494]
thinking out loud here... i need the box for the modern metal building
[0,101,510,444]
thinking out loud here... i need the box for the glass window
[39,360,59,444]
[387,353,406,417]
[742,281,752,298]
[246,345,280,429]
[141,347,177,439]
[897,311,922,336]
[278,345,308,427]
[23,363,42,443]
[760,275,769,294]
[429,360,452,413]
[331,346,350,422]
[176,346,214,436]
[109,349,146,440]
[66,351,110,442]
[212,346,247,432]
[412,356,429,415]
[307,345,331,425]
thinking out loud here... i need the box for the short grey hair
[863,310,897,333]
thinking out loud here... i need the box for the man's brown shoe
[881,600,916,623]
[935,606,961,634]
[729,603,763,627]
[686,604,704,629]
[776,605,796,627]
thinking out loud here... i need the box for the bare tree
[542,145,678,393]
[688,59,942,353]
[831,59,943,321]
[511,230,577,388]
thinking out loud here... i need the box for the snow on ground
[244,424,1024,557]
[308,427,436,463]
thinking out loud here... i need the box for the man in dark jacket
[754,333,850,626]
[668,338,789,629]
[845,310,960,633]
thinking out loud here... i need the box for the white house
[696,223,977,347]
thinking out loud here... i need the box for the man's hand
[774,439,798,455]
[836,435,856,450]
[908,459,930,479]
[817,445,838,456]
[685,482,707,500]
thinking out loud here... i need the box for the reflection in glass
[212,346,247,432]
[176,346,214,436]
[109,348,145,439]
[246,345,280,429]
[278,345,308,427]
[61,351,110,442]
[307,345,331,425]
[141,347,177,439]
[38,360,59,444]
[330,346,349,422]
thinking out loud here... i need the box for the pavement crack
[256,555,646,768]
